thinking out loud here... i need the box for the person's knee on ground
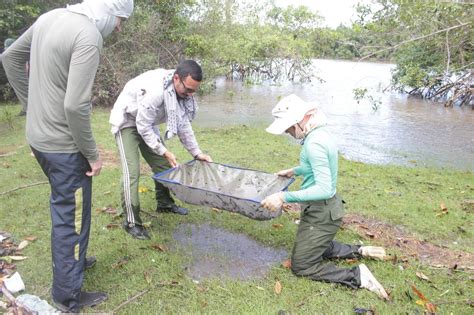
[290,254,321,277]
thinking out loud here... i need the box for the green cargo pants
[291,195,361,289]
[116,127,175,226]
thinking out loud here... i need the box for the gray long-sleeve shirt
[2,9,103,162]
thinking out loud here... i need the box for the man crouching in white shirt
[110,59,212,240]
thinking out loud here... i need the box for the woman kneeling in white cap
[261,94,389,300]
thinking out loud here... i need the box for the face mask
[96,15,117,38]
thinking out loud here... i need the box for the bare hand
[276,168,294,177]
[86,158,103,177]
[163,151,178,168]
[195,153,213,162]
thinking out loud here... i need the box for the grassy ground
[1,104,473,314]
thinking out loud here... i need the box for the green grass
[1,105,473,314]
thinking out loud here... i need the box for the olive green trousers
[291,195,361,289]
[116,127,175,226]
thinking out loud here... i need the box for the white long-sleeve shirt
[109,69,202,157]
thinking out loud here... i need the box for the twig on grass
[0,285,16,304]
[112,288,150,313]
[0,181,48,196]
[141,209,160,219]
[0,152,16,158]
[434,299,473,307]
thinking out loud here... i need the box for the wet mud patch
[172,223,288,280]
[343,213,474,270]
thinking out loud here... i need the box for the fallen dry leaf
[274,280,282,295]
[415,300,425,306]
[5,256,28,261]
[151,244,168,252]
[272,224,284,229]
[365,231,375,238]
[281,259,292,269]
[435,209,448,217]
[197,286,208,293]
[411,284,428,302]
[17,241,28,251]
[98,206,118,215]
[282,203,300,213]
[106,223,120,229]
[111,257,129,269]
[23,236,37,242]
[411,284,436,313]
[425,303,436,313]
[144,271,152,284]
[415,271,430,282]
[138,186,150,193]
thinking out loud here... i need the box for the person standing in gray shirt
[2,0,134,312]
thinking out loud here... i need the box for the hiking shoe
[78,291,108,308]
[53,291,107,312]
[358,246,387,260]
[85,256,96,270]
[156,204,188,215]
[122,222,150,240]
[359,264,389,300]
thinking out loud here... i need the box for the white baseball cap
[266,94,317,135]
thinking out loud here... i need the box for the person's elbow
[2,50,14,71]
[318,184,334,200]
[64,99,90,117]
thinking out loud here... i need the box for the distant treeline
[1,0,472,106]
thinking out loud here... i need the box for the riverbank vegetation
[1,106,472,313]
[1,0,472,106]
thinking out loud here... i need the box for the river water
[195,59,473,171]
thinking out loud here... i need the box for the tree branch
[359,22,471,61]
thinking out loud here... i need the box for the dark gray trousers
[32,148,92,312]
[291,195,361,288]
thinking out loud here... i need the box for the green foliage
[93,0,196,106]
[353,87,382,111]
[354,0,473,100]
[184,1,315,83]
[0,0,75,47]
[0,105,15,129]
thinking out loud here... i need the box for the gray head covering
[4,38,15,49]
[67,0,134,38]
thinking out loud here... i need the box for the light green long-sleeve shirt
[2,9,103,162]
[284,126,338,203]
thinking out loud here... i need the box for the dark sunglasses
[179,77,196,94]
